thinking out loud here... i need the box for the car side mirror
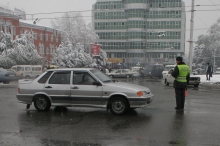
[93,82,102,86]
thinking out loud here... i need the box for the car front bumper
[129,94,154,108]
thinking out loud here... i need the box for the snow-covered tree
[0,31,43,67]
[195,18,220,67]
[52,39,108,68]
[51,12,99,48]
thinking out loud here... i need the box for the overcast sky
[1,0,220,52]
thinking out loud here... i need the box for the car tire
[126,75,130,78]
[34,95,51,111]
[25,75,30,79]
[165,79,169,86]
[3,81,9,84]
[109,75,114,78]
[110,97,128,115]
[194,84,199,87]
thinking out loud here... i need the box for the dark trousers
[206,72,211,80]
[175,88,185,109]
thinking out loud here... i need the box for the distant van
[141,64,164,78]
[11,65,43,79]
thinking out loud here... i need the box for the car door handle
[45,86,52,88]
[71,86,79,89]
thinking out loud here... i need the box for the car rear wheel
[126,75,130,78]
[25,75,30,79]
[109,75,114,78]
[34,95,51,111]
[110,97,128,115]
[3,81,9,84]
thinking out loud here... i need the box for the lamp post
[188,0,195,71]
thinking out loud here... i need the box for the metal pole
[214,49,216,72]
[188,0,195,71]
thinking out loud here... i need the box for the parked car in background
[16,68,154,115]
[215,67,220,74]
[163,70,201,87]
[7,69,24,79]
[192,70,198,75]
[162,65,176,76]
[11,65,43,79]
[0,68,17,84]
[107,69,133,78]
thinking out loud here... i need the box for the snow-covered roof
[19,19,56,32]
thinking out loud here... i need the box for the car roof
[47,68,95,71]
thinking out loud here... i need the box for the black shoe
[175,107,182,110]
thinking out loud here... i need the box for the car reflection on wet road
[0,78,220,146]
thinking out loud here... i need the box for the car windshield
[90,69,113,83]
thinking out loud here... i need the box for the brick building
[0,7,61,66]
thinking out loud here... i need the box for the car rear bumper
[16,94,33,104]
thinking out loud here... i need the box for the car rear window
[38,71,53,84]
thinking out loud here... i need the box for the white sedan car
[16,68,154,115]
[163,70,201,87]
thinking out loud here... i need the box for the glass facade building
[92,0,186,67]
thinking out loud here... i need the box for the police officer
[171,56,190,110]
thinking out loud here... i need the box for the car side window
[73,72,96,85]
[49,71,71,84]
[25,67,31,71]
[38,71,53,84]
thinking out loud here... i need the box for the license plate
[9,75,15,76]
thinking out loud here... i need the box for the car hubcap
[112,100,125,113]
[36,97,47,110]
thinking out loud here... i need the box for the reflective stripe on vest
[176,65,190,82]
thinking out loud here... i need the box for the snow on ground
[193,74,220,86]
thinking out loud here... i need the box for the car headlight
[137,91,143,96]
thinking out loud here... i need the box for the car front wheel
[110,97,128,115]
[194,84,199,87]
[165,79,169,86]
[126,75,130,78]
[34,95,51,111]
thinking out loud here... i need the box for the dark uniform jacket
[171,62,190,88]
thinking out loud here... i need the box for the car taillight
[18,88,21,93]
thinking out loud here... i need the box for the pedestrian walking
[210,63,213,78]
[206,63,212,81]
[171,56,190,110]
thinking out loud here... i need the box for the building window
[46,34,48,41]
[159,3,161,7]
[13,27,16,36]
[150,4,152,7]
[40,33,43,40]
[167,11,170,14]
[106,5,108,9]
[51,35,54,42]
[106,23,108,26]
[166,21,170,25]
[122,22,124,25]
[114,5,116,9]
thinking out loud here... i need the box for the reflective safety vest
[176,65,190,82]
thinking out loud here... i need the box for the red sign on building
[91,44,100,56]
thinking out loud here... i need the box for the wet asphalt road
[0,79,220,146]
